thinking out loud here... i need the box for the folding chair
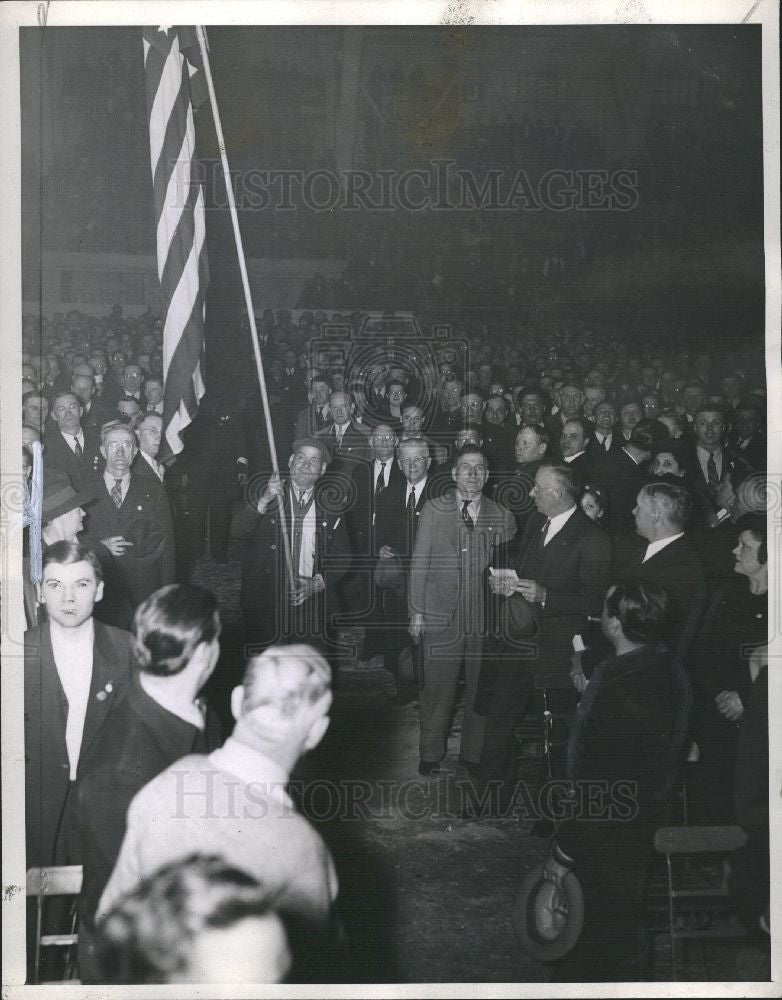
[26,865,83,984]
[652,825,748,980]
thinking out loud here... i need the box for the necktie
[461,498,474,532]
[602,435,610,452]
[298,489,306,511]
[336,427,343,447]
[111,478,123,508]
[540,518,551,546]
[706,453,719,490]
[73,437,83,458]
[407,488,416,519]
[375,462,386,498]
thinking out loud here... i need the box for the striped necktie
[73,436,83,458]
[111,478,123,508]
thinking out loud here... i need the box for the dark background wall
[20,25,765,354]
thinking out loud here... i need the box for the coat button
[271,544,277,550]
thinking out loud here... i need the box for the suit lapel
[80,623,121,759]
[40,625,68,746]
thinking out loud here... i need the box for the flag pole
[195,25,295,593]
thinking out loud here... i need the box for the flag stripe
[143,26,208,464]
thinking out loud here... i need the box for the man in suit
[586,400,621,460]
[142,376,165,414]
[591,419,666,535]
[229,437,350,653]
[350,424,405,640]
[559,417,595,483]
[369,437,436,701]
[71,373,112,436]
[409,447,516,775]
[474,461,612,809]
[614,481,705,663]
[44,391,101,491]
[132,412,166,483]
[76,584,223,980]
[490,424,549,535]
[317,390,371,470]
[684,404,752,525]
[24,540,132,869]
[294,376,332,440]
[544,581,690,981]
[729,400,765,470]
[81,422,175,607]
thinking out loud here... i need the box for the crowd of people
[20,303,769,982]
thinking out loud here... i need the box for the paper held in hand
[489,568,520,581]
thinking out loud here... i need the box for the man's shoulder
[129,753,216,803]
[93,620,133,650]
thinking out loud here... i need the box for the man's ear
[230,685,245,721]
[303,712,330,752]
[94,579,105,605]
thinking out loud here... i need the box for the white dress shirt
[50,618,94,780]
[62,428,85,454]
[103,469,131,503]
[291,486,316,578]
[563,450,586,464]
[543,504,577,545]
[373,458,390,491]
[642,532,684,563]
[405,476,428,509]
[696,445,723,481]
[334,422,350,445]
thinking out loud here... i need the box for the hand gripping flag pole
[194,25,295,594]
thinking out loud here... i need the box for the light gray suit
[409,490,515,763]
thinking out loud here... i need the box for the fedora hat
[512,860,584,962]
[42,469,98,524]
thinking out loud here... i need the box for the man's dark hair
[518,422,549,447]
[630,418,670,450]
[561,415,593,441]
[131,584,220,677]
[22,390,46,407]
[452,443,489,471]
[693,402,728,421]
[604,581,670,644]
[42,539,103,582]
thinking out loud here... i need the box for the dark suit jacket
[42,427,101,491]
[317,422,371,466]
[375,473,437,564]
[409,491,516,634]
[563,451,595,487]
[230,479,351,642]
[294,404,331,441]
[613,533,705,663]
[555,643,691,863]
[348,458,406,559]
[24,621,132,867]
[76,673,221,927]
[586,433,623,463]
[81,472,176,606]
[509,507,612,684]
[682,445,752,524]
[591,447,649,534]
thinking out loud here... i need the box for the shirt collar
[697,443,722,461]
[547,504,577,533]
[407,475,427,500]
[563,450,585,463]
[643,532,684,562]
[104,469,130,490]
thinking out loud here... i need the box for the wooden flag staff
[195,25,295,594]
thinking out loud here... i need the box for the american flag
[142,26,209,464]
